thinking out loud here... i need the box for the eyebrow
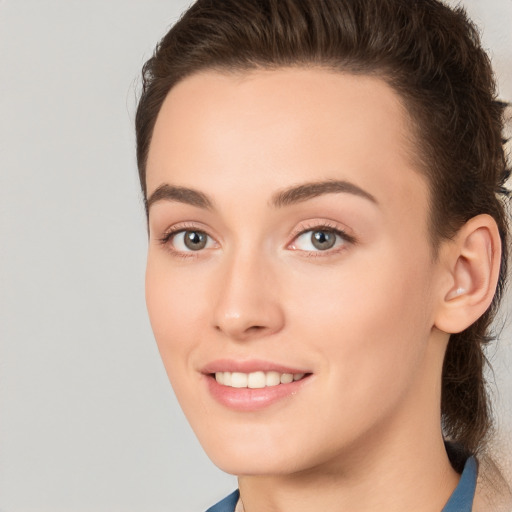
[146,184,213,211]
[146,178,377,212]
[271,179,377,208]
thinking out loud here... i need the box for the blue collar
[441,455,478,512]
[206,456,478,512]
[206,489,239,512]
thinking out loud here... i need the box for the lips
[202,358,309,375]
[202,359,312,411]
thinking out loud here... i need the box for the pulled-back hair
[135,0,510,460]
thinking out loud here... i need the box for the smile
[215,371,306,388]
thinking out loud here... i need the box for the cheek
[145,257,206,365]
[289,246,434,395]
[145,259,217,422]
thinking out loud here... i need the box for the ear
[434,214,501,334]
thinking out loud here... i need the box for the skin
[144,68,500,511]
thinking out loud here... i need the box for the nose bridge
[212,243,284,340]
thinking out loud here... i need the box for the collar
[441,455,478,512]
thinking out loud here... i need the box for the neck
[238,334,460,512]
[238,422,458,512]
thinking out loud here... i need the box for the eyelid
[158,220,213,239]
[158,222,219,257]
[287,220,356,253]
[288,220,356,242]
[155,219,355,257]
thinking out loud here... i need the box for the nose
[212,251,285,341]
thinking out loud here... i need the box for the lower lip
[205,374,311,412]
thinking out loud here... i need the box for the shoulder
[473,455,512,512]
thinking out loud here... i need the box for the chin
[208,451,305,477]
[193,425,327,477]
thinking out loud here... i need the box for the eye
[167,229,216,252]
[290,227,350,252]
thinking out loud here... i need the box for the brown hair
[135,0,510,460]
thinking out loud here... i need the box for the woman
[136,0,511,510]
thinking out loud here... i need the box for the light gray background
[0,1,510,511]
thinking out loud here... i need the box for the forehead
[146,67,429,229]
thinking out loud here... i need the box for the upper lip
[201,359,310,375]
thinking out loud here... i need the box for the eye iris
[184,231,207,250]
[311,230,336,250]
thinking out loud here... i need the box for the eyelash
[158,223,212,259]
[158,221,356,259]
[289,222,356,257]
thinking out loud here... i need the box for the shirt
[205,455,478,512]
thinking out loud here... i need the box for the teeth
[280,373,293,384]
[231,372,248,388]
[215,371,306,388]
[247,371,266,389]
[266,371,281,386]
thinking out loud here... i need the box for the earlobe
[434,214,501,334]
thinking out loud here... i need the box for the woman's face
[145,68,448,475]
